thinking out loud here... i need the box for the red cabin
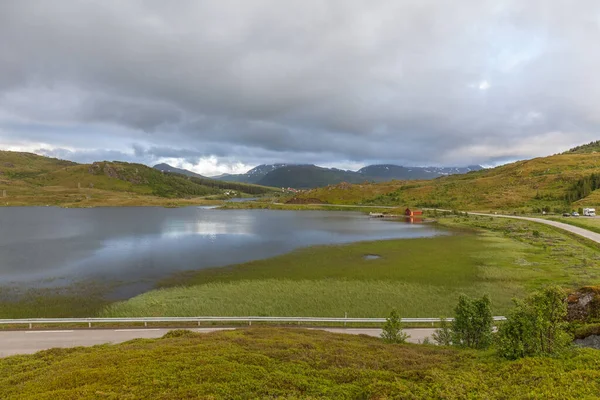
[405,208,423,217]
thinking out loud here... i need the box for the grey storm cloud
[1,0,600,173]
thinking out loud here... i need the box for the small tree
[451,294,493,349]
[497,286,572,359]
[381,310,409,344]
[432,317,453,346]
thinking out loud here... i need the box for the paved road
[0,327,435,357]
[469,213,600,244]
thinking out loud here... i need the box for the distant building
[405,208,423,217]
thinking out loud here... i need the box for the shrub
[452,294,493,349]
[381,310,409,344]
[497,286,572,359]
[432,318,453,346]
[162,329,200,339]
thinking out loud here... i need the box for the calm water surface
[0,207,446,297]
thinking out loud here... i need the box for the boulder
[567,286,600,321]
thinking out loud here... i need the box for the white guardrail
[0,316,507,329]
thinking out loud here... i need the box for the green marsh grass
[5,215,600,319]
[102,279,520,318]
[103,218,600,318]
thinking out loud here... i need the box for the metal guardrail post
[0,316,506,327]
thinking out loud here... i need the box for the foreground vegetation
[102,215,600,318]
[1,328,599,399]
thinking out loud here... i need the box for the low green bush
[432,318,453,346]
[452,294,493,349]
[497,286,573,360]
[381,310,409,344]
[162,329,202,339]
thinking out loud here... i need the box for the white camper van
[584,208,596,217]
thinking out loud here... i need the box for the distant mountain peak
[152,163,205,179]
[246,163,289,176]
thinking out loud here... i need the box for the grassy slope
[102,216,600,318]
[1,329,599,399]
[0,151,275,206]
[295,152,600,211]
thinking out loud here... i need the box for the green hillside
[0,151,276,207]
[294,149,600,211]
[0,151,76,177]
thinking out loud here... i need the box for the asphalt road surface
[0,327,436,357]
[470,213,600,244]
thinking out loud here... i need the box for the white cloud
[159,156,251,177]
[0,0,599,168]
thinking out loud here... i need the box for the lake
[0,207,446,298]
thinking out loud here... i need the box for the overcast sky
[1,1,599,176]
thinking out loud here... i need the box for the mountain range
[2,139,599,210]
[192,163,483,189]
[292,140,600,211]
